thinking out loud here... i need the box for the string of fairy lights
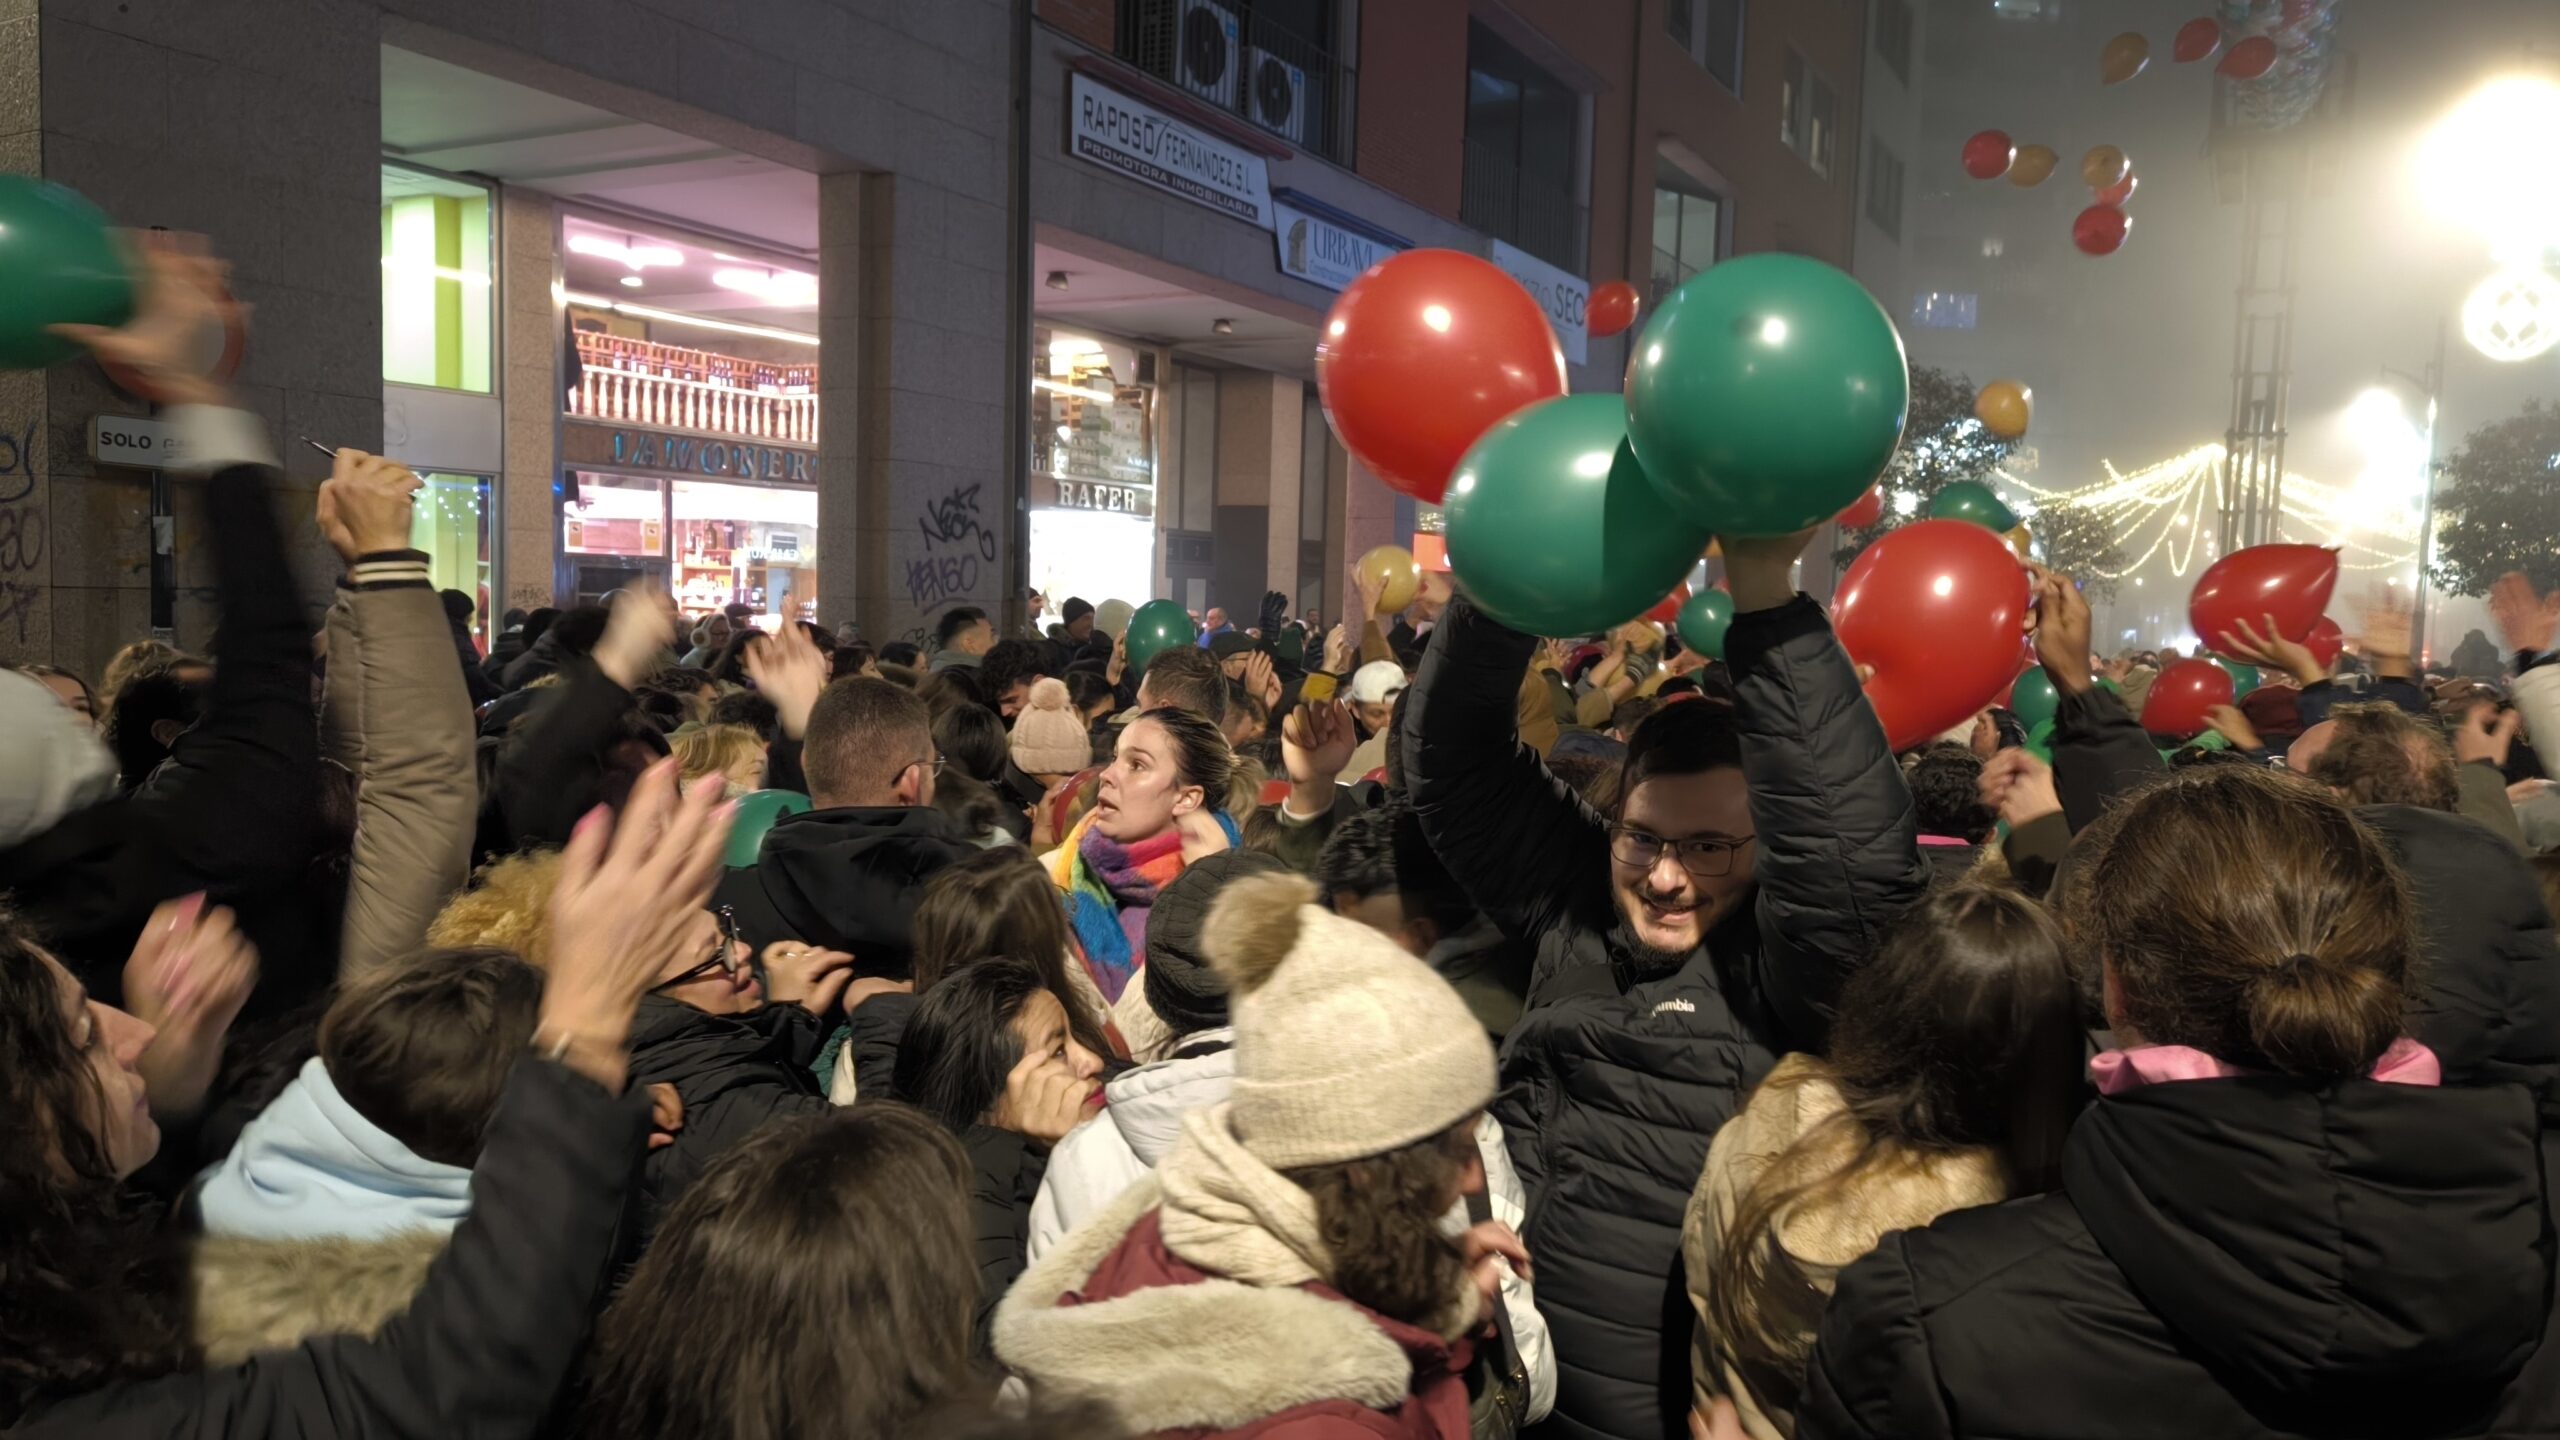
[1994,442,2422,580]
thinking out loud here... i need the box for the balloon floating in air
[2220,35,2278,79]
[2008,144,2060,188]
[1123,600,1199,677]
[1962,130,2017,181]
[1677,589,1735,660]
[1928,479,2020,535]
[1973,380,2033,440]
[2094,172,2140,208]
[2074,205,2133,256]
[1836,485,1886,530]
[2173,17,2223,63]
[2189,544,2340,654]
[1588,280,1641,339]
[2100,32,2152,85]
[1834,520,2032,753]
[2141,659,2235,739]
[2005,524,2035,562]
[2009,667,2061,731]
[2081,145,2131,190]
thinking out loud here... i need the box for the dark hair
[2307,702,2460,812]
[1906,744,1994,844]
[936,607,990,650]
[837,641,876,676]
[1130,706,1235,812]
[1282,1119,1479,1327]
[710,689,779,741]
[881,641,924,669]
[1610,695,1663,740]
[440,589,476,622]
[577,1106,977,1440]
[1316,801,1472,938]
[934,704,1009,785]
[0,913,188,1421]
[704,629,760,688]
[915,667,986,719]
[502,606,529,629]
[547,605,612,657]
[1617,693,1743,817]
[979,639,1048,708]
[317,948,545,1168]
[911,849,1109,1055]
[1065,670,1117,719]
[2089,764,2413,1078]
[804,678,934,804]
[890,956,1054,1133]
[519,607,562,649]
[1225,680,1269,742]
[650,665,715,696]
[928,771,1013,848]
[1136,646,1227,725]
[1707,884,2084,1411]
[1545,755,1620,807]
[103,666,206,789]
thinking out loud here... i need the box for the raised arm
[2033,569,2166,832]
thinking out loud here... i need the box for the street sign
[89,413,188,470]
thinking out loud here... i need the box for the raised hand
[2202,704,2263,752]
[759,941,857,1015]
[123,894,259,1120]
[595,584,677,691]
[1283,699,1359,788]
[316,450,424,564]
[743,617,829,740]
[1323,623,1355,675]
[1976,747,2061,829]
[2216,613,2326,687]
[2026,567,2093,694]
[1242,649,1282,710]
[2455,701,2522,769]
[2490,572,2560,659]
[1721,528,1818,613]
[49,231,242,408]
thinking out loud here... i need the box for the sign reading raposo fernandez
[1069,73,1272,230]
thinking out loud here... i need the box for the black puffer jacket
[624,997,830,1247]
[1406,596,1925,1440]
[1799,1076,2560,1439]
[711,806,975,977]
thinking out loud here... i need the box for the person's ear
[1171,783,1203,818]
[150,718,184,749]
[1404,916,1443,957]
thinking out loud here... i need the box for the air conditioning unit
[1245,47,1308,143]
[1172,0,1240,108]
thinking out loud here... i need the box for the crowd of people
[10,237,2560,1440]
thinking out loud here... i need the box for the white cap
[1348,659,1409,705]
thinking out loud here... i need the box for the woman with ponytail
[1798,765,2560,1440]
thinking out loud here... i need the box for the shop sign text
[1275,200,1401,292]
[1069,73,1272,229]
[1490,240,1590,366]
[1035,474,1155,518]
[594,426,816,485]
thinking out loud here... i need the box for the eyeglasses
[1608,827,1756,878]
[655,905,742,992]
[903,754,948,780]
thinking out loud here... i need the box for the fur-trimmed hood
[190,1229,446,1366]
[995,1175,1452,1435]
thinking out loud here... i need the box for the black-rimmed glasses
[1608,827,1756,878]
[655,905,742,991]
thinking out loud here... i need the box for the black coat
[624,996,830,1247]
[710,805,975,977]
[1405,596,1926,1440]
[13,1059,643,1438]
[956,1120,1049,1354]
[1799,1077,2560,1439]
[447,615,500,709]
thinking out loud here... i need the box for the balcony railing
[1117,0,1355,167]
[569,332,819,445]
[1460,136,1587,274]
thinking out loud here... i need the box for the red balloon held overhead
[1643,585,1688,627]
[2190,544,2341,654]
[1588,280,1641,339]
[2219,35,2278,79]
[1837,486,1886,530]
[2095,173,2139,208]
[1833,519,2032,753]
[2142,659,2236,739]
[1315,249,1568,505]
[2304,616,2346,670]
[2074,205,2132,257]
[1962,130,2016,181]
[2173,17,2223,63]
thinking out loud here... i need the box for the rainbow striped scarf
[1049,807,1239,1004]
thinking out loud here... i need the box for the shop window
[671,480,818,625]
[1873,0,1914,86]
[1460,22,1586,273]
[1667,0,1746,94]
[412,472,493,649]
[380,164,493,394]
[563,472,666,608]
[1864,137,1905,240]
[1031,325,1158,612]
[1780,51,1837,179]
[1653,163,1723,302]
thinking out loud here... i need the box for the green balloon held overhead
[1676,588,1735,660]
[1122,599,1198,678]
[1625,253,1910,537]
[2211,656,2260,699]
[0,177,134,370]
[2024,718,2056,763]
[722,789,812,869]
[1444,395,1715,638]
[2009,667,2060,731]
[1927,480,2020,534]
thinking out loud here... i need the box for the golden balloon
[1974,380,2034,441]
[2006,524,2035,562]
[2099,32,2151,85]
[1355,544,1421,614]
[2008,144,2060,188]
[2081,145,2131,191]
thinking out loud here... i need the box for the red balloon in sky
[2219,35,2278,79]
[2304,616,2346,669]
[2095,173,2139,208]
[2190,544,2341,652]
[2073,205,2132,257]
[1834,519,2031,752]
[2173,17,2223,63]
[1315,249,1568,505]
[1643,585,1688,627]
[1837,486,1886,530]
[2142,659,2236,739]
[1962,130,2016,181]
[1588,280,1641,339]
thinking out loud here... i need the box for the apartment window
[1666,0,1746,93]
[1864,136,1905,239]
[1652,164,1723,300]
[1873,0,1913,85]
[1910,292,1979,330]
[1461,22,1585,271]
[1780,50,1837,178]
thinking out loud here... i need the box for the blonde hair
[99,640,185,711]
[426,851,564,969]
[670,724,765,788]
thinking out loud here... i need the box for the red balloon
[2219,35,2278,79]
[2142,659,2236,738]
[2073,205,2132,256]
[1589,280,1641,340]
[1643,585,1688,627]
[1834,520,2031,752]
[2095,173,2139,208]
[1836,485,1886,530]
[2173,17,2223,63]
[2190,544,2341,654]
[2304,616,2346,670]
[1962,130,2016,181]
[1316,249,1568,505]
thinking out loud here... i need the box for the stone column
[498,188,562,614]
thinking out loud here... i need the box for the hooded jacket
[193,1058,473,1242]
[1798,1076,2560,1439]
[711,805,976,973]
[624,996,830,1245]
[1404,596,1925,1440]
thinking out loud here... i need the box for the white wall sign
[1490,240,1590,366]
[88,413,189,469]
[1069,73,1272,229]
[1275,199,1401,291]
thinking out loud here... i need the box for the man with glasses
[1405,529,1926,1440]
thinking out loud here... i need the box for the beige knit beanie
[1202,871,1496,1170]
[1010,676,1092,775]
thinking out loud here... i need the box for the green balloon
[2009,667,2060,731]
[1625,253,1910,537]
[723,789,812,869]
[2211,657,2260,699]
[2024,718,2056,763]
[1676,588,1735,659]
[1926,480,2019,534]
[1123,599,1198,678]
[2095,678,2123,696]
[1444,394,1715,638]
[0,177,134,371]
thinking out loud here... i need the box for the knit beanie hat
[0,671,117,849]
[1062,596,1094,627]
[1010,677,1092,774]
[1202,870,1496,1170]
[1144,849,1290,1037]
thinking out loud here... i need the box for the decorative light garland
[1995,442,2418,580]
